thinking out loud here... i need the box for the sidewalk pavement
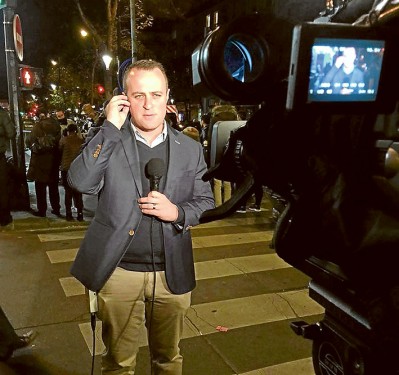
[3,180,97,232]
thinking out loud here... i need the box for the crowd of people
[0,105,105,227]
[0,97,265,229]
[24,108,98,222]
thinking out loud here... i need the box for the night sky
[0,0,100,99]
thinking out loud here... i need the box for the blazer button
[128,229,135,236]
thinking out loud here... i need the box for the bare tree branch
[73,0,104,49]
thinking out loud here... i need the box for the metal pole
[130,0,136,61]
[3,7,19,167]
[3,3,30,209]
[104,68,113,100]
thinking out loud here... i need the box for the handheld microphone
[145,158,166,191]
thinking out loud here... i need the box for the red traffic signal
[19,65,43,90]
[97,85,105,95]
[20,67,33,88]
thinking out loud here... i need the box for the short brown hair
[201,113,211,125]
[67,123,78,133]
[182,126,200,142]
[123,59,169,92]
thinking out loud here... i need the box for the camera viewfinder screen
[308,38,385,103]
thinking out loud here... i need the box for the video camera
[195,1,399,374]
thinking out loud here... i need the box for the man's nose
[143,96,153,109]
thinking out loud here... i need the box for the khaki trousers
[213,179,232,207]
[98,267,191,375]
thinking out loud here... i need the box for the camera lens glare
[224,33,265,83]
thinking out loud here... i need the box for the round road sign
[13,14,23,62]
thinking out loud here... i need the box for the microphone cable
[148,217,157,375]
[88,290,98,375]
[90,313,96,375]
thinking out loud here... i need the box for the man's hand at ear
[106,94,130,130]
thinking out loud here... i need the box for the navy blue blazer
[68,119,215,294]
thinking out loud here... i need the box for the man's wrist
[173,204,184,224]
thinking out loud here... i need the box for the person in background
[68,59,214,374]
[182,126,200,142]
[26,117,62,217]
[82,103,100,124]
[59,122,84,221]
[55,110,68,133]
[0,306,34,362]
[199,113,210,146]
[67,118,83,140]
[321,46,365,95]
[209,105,239,208]
[199,113,210,164]
[0,106,16,227]
[247,182,264,212]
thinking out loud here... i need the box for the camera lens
[224,33,266,84]
[191,14,293,103]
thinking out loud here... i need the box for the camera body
[196,5,399,374]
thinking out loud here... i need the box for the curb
[1,216,91,233]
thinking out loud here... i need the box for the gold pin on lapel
[93,144,102,158]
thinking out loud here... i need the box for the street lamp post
[50,59,60,86]
[130,0,136,61]
[80,29,98,105]
[2,1,30,209]
[102,52,113,100]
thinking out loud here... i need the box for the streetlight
[102,51,113,99]
[50,58,61,88]
[102,53,113,70]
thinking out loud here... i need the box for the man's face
[342,47,356,69]
[56,111,64,119]
[125,68,169,133]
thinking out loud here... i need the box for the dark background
[0,1,82,98]
[0,0,325,102]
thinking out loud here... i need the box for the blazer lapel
[165,127,182,193]
[121,123,143,197]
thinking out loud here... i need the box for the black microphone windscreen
[145,158,166,178]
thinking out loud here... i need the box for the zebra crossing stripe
[47,250,288,284]
[38,230,87,242]
[46,248,78,263]
[195,253,290,280]
[238,357,314,374]
[78,288,323,354]
[37,216,272,243]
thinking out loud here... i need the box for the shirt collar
[131,121,168,147]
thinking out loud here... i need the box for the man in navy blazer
[68,59,214,374]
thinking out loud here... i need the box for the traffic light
[19,66,43,90]
[20,67,33,88]
[97,85,105,95]
[0,0,6,9]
